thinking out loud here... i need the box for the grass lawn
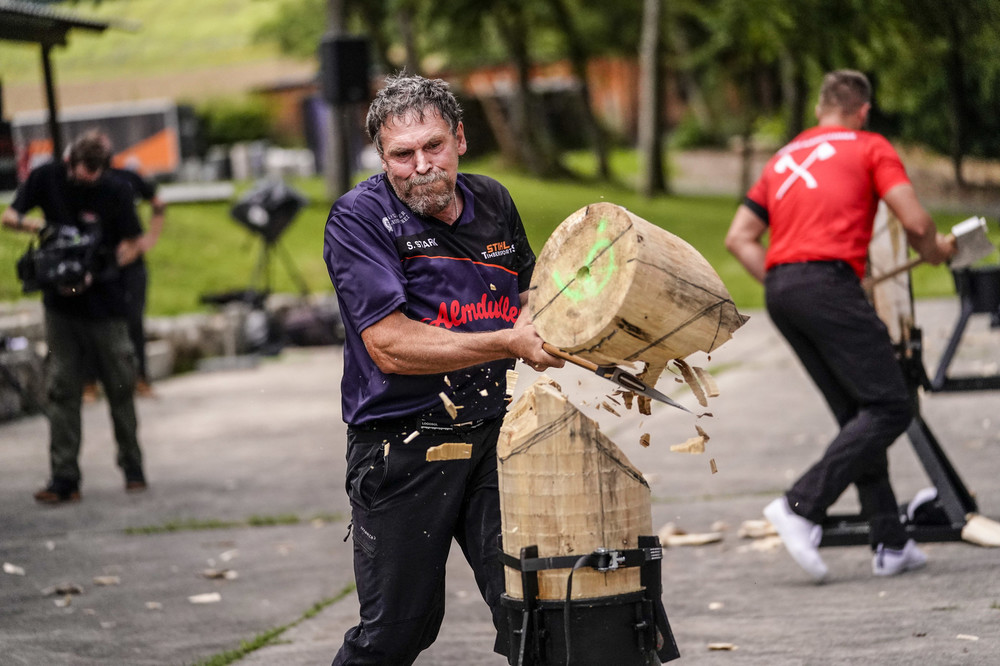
[0,154,987,317]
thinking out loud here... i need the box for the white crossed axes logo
[774,141,837,199]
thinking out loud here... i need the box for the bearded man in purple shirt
[323,73,563,665]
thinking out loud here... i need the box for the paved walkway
[1,299,998,665]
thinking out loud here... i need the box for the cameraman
[2,130,148,504]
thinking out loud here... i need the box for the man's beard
[394,169,453,217]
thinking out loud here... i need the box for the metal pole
[324,0,352,201]
[40,43,63,161]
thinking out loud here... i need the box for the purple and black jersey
[324,172,535,426]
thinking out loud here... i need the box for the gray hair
[817,70,871,115]
[366,73,463,156]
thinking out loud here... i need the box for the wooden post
[529,202,748,369]
[498,376,652,600]
[867,201,914,344]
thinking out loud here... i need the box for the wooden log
[867,201,914,345]
[529,202,748,367]
[498,375,652,600]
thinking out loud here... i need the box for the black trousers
[332,416,509,665]
[84,261,148,383]
[765,261,910,548]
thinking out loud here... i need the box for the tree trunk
[638,0,667,197]
[780,53,807,142]
[943,16,967,187]
[493,7,563,177]
[324,0,353,201]
[397,4,421,76]
[546,0,611,180]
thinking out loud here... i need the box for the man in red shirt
[726,70,954,582]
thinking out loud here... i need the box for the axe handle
[541,342,599,372]
[862,255,925,289]
[862,232,956,290]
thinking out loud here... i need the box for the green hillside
[0,0,303,84]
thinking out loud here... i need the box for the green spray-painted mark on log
[552,217,617,302]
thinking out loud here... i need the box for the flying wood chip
[505,369,519,400]
[639,433,651,448]
[673,358,707,407]
[670,425,710,454]
[439,392,459,419]
[426,442,474,461]
[599,401,621,417]
[693,366,719,398]
[670,436,705,454]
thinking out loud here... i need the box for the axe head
[950,216,997,269]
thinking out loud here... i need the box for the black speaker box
[319,35,370,105]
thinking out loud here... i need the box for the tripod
[248,236,310,297]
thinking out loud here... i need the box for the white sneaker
[764,497,828,582]
[873,539,927,576]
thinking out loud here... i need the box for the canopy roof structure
[0,0,133,159]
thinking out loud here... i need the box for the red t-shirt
[745,126,911,278]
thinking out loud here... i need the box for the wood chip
[709,458,718,474]
[42,583,84,596]
[637,395,652,416]
[505,369,519,400]
[443,375,451,387]
[658,522,723,546]
[426,442,474,461]
[737,519,778,539]
[673,358,707,407]
[599,401,621,417]
[707,643,738,651]
[403,430,420,444]
[188,592,222,604]
[201,569,238,580]
[93,576,121,586]
[670,434,706,454]
[693,366,720,397]
[439,392,459,419]
[639,433,651,448]
[3,562,26,576]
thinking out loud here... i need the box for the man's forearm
[364,312,517,375]
[1,208,43,234]
[362,308,562,376]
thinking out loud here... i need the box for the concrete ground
[1,298,998,665]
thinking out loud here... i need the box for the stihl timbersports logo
[481,241,516,260]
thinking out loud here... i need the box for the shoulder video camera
[16,225,104,294]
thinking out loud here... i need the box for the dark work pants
[332,416,509,666]
[84,261,149,383]
[765,261,910,549]
[45,309,143,487]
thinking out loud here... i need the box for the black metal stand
[248,238,310,297]
[929,266,1000,392]
[820,326,982,547]
[498,535,679,665]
